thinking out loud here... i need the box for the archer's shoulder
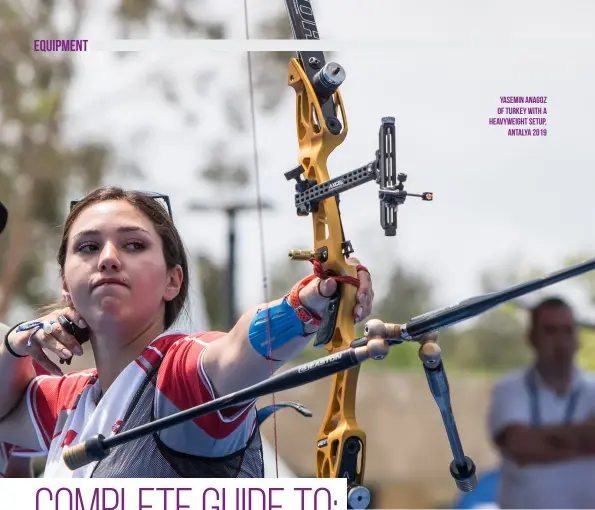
[170,331,227,348]
[181,331,227,344]
[149,330,227,358]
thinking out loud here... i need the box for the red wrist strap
[286,274,322,327]
[286,264,369,328]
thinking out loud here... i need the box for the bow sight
[285,117,433,242]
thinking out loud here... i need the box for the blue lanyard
[525,369,581,427]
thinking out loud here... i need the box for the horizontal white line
[72,38,595,52]
[88,39,337,52]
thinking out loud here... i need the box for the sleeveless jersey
[25,331,263,477]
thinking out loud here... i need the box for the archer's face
[61,200,180,332]
[531,306,577,365]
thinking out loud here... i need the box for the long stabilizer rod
[62,256,595,471]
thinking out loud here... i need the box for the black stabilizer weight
[449,456,477,492]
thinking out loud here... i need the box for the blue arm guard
[248,297,307,357]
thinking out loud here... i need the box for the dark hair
[530,296,571,327]
[52,186,189,329]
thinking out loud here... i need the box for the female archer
[0,186,375,478]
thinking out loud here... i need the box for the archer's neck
[90,318,165,393]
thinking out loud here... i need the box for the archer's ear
[61,274,73,306]
[164,265,184,302]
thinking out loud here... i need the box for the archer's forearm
[203,299,318,397]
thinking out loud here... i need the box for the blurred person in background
[0,186,383,478]
[488,296,595,508]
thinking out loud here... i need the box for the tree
[0,1,291,321]
[563,253,595,305]
[196,254,228,332]
[363,263,443,368]
[0,1,110,318]
[436,263,535,372]
[444,304,531,372]
[561,254,595,370]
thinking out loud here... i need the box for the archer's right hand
[6,307,87,376]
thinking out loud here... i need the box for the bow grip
[313,286,342,347]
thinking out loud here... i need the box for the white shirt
[488,366,595,509]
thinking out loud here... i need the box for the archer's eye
[126,241,145,251]
[75,242,98,253]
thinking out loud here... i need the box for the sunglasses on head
[69,190,174,220]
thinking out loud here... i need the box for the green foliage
[578,329,595,371]
[343,260,550,374]
[196,254,228,332]
[564,254,595,307]
[442,304,532,372]
[0,1,115,316]
[195,235,595,377]
[0,0,291,320]
[238,254,547,373]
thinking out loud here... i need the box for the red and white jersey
[25,331,257,478]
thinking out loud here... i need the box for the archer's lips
[92,278,128,289]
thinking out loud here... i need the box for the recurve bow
[278,1,431,507]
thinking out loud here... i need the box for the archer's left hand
[299,257,374,325]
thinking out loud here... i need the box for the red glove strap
[356,264,369,275]
[287,274,322,327]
